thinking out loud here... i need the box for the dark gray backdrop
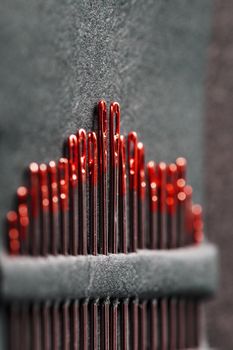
[0,0,212,221]
[205,1,233,349]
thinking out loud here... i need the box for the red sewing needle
[29,162,40,256]
[166,163,178,249]
[70,300,79,350]
[58,158,69,255]
[48,161,59,255]
[166,163,178,350]
[101,299,110,350]
[131,298,139,350]
[139,300,147,350]
[88,131,98,255]
[176,157,187,180]
[81,300,89,350]
[98,100,108,255]
[137,142,146,249]
[68,134,79,255]
[77,129,87,255]
[158,163,168,350]
[147,161,158,250]
[17,186,29,254]
[48,162,61,350]
[110,300,118,350]
[91,299,99,350]
[192,204,204,245]
[128,131,138,252]
[122,299,129,350]
[150,299,158,350]
[158,162,167,249]
[191,204,203,348]
[176,158,187,349]
[6,211,20,255]
[39,164,50,256]
[184,185,193,246]
[119,136,127,253]
[109,102,120,253]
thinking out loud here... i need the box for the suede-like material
[0,244,218,301]
[0,0,212,234]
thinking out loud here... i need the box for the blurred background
[205,1,233,348]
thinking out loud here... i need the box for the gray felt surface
[0,0,212,233]
[0,244,218,302]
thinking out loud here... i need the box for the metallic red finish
[139,300,147,350]
[109,102,120,167]
[128,131,138,252]
[150,300,158,350]
[192,204,204,244]
[158,162,167,213]
[5,100,205,350]
[81,300,89,350]
[39,164,50,255]
[119,136,127,253]
[158,162,167,249]
[176,157,187,180]
[88,132,98,186]
[68,134,78,186]
[48,161,59,213]
[7,211,20,255]
[128,131,138,191]
[88,131,98,255]
[58,158,69,211]
[68,135,79,256]
[122,299,129,350]
[109,102,120,253]
[29,162,40,218]
[39,164,50,212]
[184,185,193,241]
[77,129,87,255]
[131,299,139,350]
[110,301,118,350]
[77,129,87,184]
[137,142,146,249]
[137,142,146,200]
[58,158,69,254]
[101,300,110,350]
[29,162,40,255]
[147,161,158,250]
[98,100,108,175]
[71,301,79,350]
[147,161,158,213]
[91,300,98,350]
[48,161,59,255]
[177,178,186,192]
[119,136,127,196]
[98,100,108,255]
[167,163,178,251]
[17,186,29,241]
[166,163,178,215]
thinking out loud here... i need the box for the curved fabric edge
[0,243,218,301]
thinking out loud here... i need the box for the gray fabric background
[0,0,212,226]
